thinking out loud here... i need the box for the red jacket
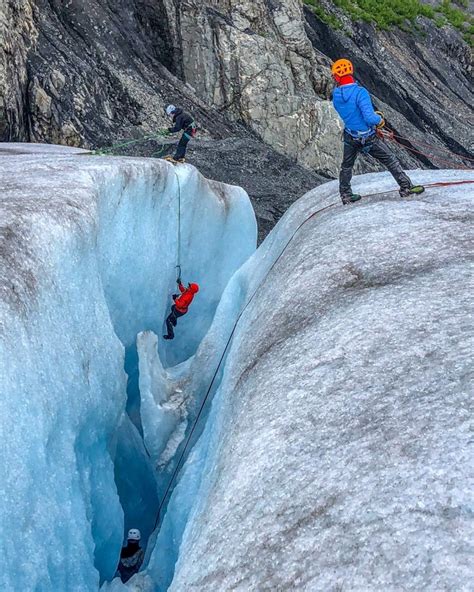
[174,282,199,313]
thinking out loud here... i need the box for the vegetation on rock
[303,0,473,45]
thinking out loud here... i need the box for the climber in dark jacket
[117,528,144,583]
[164,278,200,340]
[164,105,196,163]
[331,59,425,205]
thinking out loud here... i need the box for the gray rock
[173,0,342,173]
[0,0,472,238]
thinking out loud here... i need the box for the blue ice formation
[2,143,472,592]
[0,144,256,591]
[129,169,474,591]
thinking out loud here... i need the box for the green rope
[89,130,170,156]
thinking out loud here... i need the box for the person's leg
[340,133,360,202]
[164,306,186,339]
[164,309,176,339]
[368,138,412,191]
[170,305,180,326]
[174,133,190,160]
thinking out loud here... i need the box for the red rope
[391,133,474,163]
[378,128,474,170]
[424,180,474,188]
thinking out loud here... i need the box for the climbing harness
[183,122,197,141]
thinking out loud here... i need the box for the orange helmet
[331,59,354,78]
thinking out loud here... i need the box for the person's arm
[357,88,382,127]
[168,114,183,133]
[177,281,186,293]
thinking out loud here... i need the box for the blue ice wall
[0,145,256,591]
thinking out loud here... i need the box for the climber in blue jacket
[331,59,424,204]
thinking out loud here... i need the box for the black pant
[174,130,192,160]
[165,305,185,339]
[340,131,411,197]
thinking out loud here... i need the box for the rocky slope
[0,0,473,235]
[304,2,474,169]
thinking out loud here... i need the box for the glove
[177,277,182,285]
[375,111,385,129]
[172,294,178,301]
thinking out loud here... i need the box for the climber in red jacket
[163,278,200,340]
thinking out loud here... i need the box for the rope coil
[89,130,170,157]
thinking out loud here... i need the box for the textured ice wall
[134,170,473,591]
[0,144,256,591]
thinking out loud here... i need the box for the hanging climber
[163,277,200,340]
[163,104,197,164]
[116,528,144,583]
[331,59,425,205]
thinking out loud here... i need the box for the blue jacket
[332,83,382,136]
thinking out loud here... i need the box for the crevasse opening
[0,149,256,592]
[96,163,257,585]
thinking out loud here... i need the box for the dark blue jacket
[168,108,194,134]
[332,83,382,136]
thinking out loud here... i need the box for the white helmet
[127,528,141,541]
[166,105,176,116]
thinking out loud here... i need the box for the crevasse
[0,144,257,591]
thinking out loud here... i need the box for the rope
[151,176,474,529]
[378,129,474,170]
[392,133,474,163]
[423,180,474,188]
[175,172,182,281]
[86,130,170,157]
[152,200,336,527]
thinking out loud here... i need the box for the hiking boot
[399,185,425,198]
[341,193,362,205]
[163,335,173,340]
[164,156,185,164]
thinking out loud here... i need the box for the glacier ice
[2,142,473,592]
[132,169,473,591]
[0,144,257,591]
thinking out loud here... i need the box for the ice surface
[133,170,473,591]
[0,144,256,591]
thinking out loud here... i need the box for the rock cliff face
[169,0,342,174]
[0,0,473,230]
[304,3,474,169]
